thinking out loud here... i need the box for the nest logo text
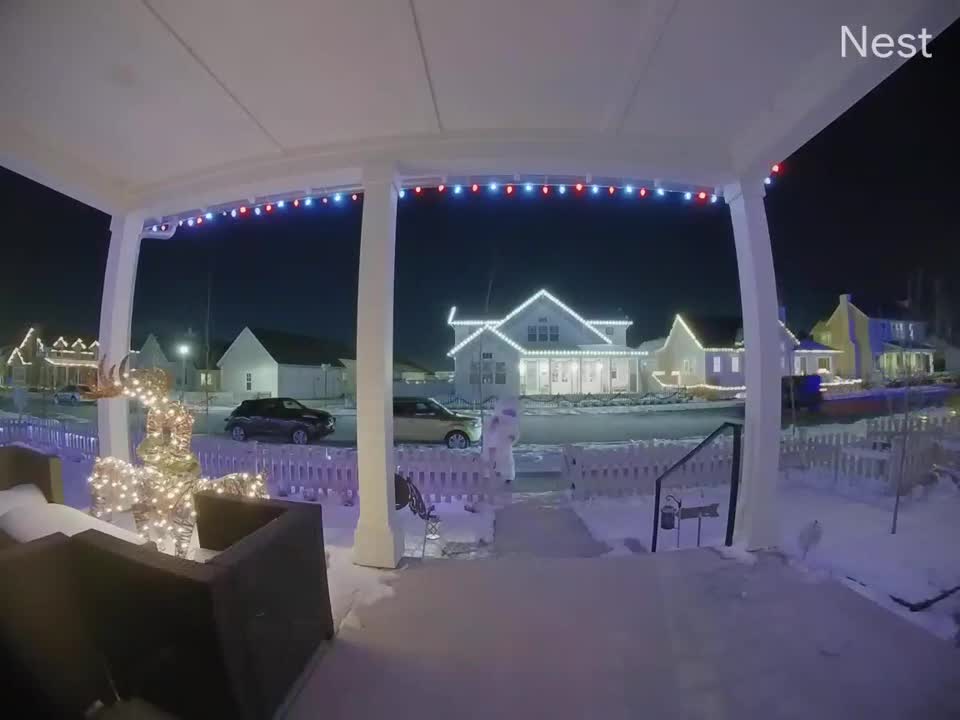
[841,25,933,59]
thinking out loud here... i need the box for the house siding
[278,363,344,399]
[218,328,279,398]
[453,332,521,401]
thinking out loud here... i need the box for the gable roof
[251,328,352,367]
[796,338,841,353]
[679,315,742,349]
[448,289,629,349]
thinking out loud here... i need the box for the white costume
[484,397,520,484]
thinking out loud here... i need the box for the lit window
[794,357,802,375]
[245,373,252,391]
[682,358,693,374]
[731,356,740,373]
[818,357,830,371]
[712,356,721,373]
[549,325,559,342]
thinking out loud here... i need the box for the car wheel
[230,425,248,442]
[291,428,310,445]
[445,430,469,449]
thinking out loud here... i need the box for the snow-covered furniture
[0,479,334,720]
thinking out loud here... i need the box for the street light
[177,344,190,401]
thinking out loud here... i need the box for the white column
[97,212,144,461]
[353,162,404,569]
[725,180,780,550]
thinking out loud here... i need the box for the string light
[764,177,772,185]
[152,180,726,231]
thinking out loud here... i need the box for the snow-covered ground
[263,494,495,632]
[571,472,960,641]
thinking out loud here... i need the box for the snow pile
[571,473,960,641]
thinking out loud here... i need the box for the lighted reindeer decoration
[89,355,267,556]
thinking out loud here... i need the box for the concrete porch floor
[286,549,960,719]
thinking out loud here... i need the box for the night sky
[2,19,958,370]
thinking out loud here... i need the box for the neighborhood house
[447,290,646,400]
[812,294,934,380]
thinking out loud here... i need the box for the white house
[650,314,841,392]
[447,290,646,400]
[218,327,350,400]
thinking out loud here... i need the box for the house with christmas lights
[4,327,100,389]
[447,290,646,400]
[811,294,934,380]
[650,314,842,394]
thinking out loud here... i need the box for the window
[538,325,548,341]
[794,356,802,375]
[605,327,614,336]
[818,357,831,371]
[199,371,213,387]
[245,372,252,391]
[908,323,915,339]
[549,325,559,342]
[495,361,506,384]
[712,356,721,373]
[682,358,693,374]
[610,363,618,380]
[731,356,740,372]
[469,360,480,386]
[822,331,832,345]
[528,325,537,342]
[282,399,304,410]
[482,358,494,384]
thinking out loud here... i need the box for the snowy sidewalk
[493,494,609,558]
[286,550,960,719]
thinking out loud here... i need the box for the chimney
[839,293,851,310]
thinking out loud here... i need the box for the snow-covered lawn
[571,474,960,641]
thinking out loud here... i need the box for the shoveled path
[286,549,960,719]
[492,492,609,558]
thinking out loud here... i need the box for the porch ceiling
[1,1,957,214]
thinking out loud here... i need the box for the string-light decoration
[144,172,750,234]
[88,357,267,556]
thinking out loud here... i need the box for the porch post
[725,179,780,550]
[97,212,144,461]
[353,161,404,569]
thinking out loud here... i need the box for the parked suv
[53,384,94,405]
[393,397,481,448]
[225,398,335,445]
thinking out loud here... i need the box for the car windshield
[282,399,305,410]
[425,399,452,416]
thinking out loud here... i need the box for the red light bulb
[575,183,583,192]
[542,185,549,195]
[293,199,300,207]
[472,183,479,192]
[265,204,273,212]
[697,191,707,201]
[506,185,514,195]
[438,184,445,192]
[415,186,422,194]
[196,217,203,225]
[771,163,780,174]
[639,187,647,197]
[239,206,247,214]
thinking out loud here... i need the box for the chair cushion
[0,503,148,545]
[0,483,49,516]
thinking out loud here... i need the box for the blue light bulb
[625,185,634,194]
[591,185,599,195]
[558,185,566,194]
[334,193,342,203]
[398,189,406,199]
[305,197,313,206]
[525,183,533,193]
[205,212,213,220]
[489,182,498,191]
[656,188,665,197]
[454,185,463,194]
[684,191,692,200]
[277,200,284,208]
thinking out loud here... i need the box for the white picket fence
[0,419,498,502]
[565,415,960,499]
[564,439,737,498]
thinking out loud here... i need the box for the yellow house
[811,294,934,381]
